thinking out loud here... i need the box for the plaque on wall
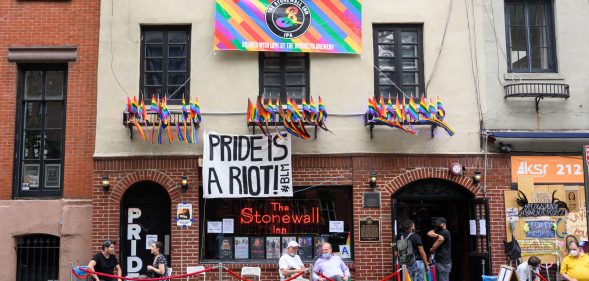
[359,217,380,242]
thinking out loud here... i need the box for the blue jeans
[436,263,452,281]
[407,260,426,281]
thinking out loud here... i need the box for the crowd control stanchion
[378,268,402,281]
[283,271,305,281]
[315,271,335,281]
[535,272,549,281]
[72,265,214,281]
[218,263,222,281]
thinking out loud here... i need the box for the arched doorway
[392,179,488,281]
[120,181,171,277]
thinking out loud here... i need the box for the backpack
[397,233,416,265]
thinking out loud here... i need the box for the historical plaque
[359,217,380,242]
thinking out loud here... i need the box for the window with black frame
[16,234,60,281]
[14,65,66,198]
[373,24,425,99]
[259,52,310,103]
[505,0,556,72]
[140,26,191,104]
[200,186,353,261]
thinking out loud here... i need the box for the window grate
[16,234,60,281]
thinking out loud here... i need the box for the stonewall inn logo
[266,0,312,39]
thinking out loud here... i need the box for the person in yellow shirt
[561,241,589,281]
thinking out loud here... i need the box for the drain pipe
[483,130,488,199]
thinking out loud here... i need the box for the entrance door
[121,181,171,277]
[392,179,475,281]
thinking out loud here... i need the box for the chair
[241,266,261,281]
[187,266,206,281]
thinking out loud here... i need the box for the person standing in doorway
[400,219,429,281]
[88,240,122,281]
[428,217,452,281]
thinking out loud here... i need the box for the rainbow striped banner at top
[215,0,362,54]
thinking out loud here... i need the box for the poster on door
[176,203,193,227]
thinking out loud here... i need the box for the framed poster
[314,236,328,258]
[266,236,280,259]
[219,237,234,260]
[281,236,296,255]
[23,164,40,189]
[359,217,380,242]
[234,237,249,259]
[44,164,61,188]
[250,237,265,259]
[298,236,313,259]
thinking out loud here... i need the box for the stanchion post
[69,262,73,281]
[482,259,485,276]
[218,262,223,281]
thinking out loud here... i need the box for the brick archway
[108,170,182,202]
[381,168,482,197]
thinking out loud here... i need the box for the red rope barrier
[223,267,253,281]
[378,269,402,281]
[315,271,335,281]
[283,270,306,281]
[74,266,215,281]
[535,272,548,281]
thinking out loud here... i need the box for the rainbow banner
[214,0,362,54]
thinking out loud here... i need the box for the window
[201,186,353,261]
[16,234,60,281]
[505,0,556,72]
[373,25,425,99]
[140,26,191,104]
[259,52,310,103]
[14,65,66,198]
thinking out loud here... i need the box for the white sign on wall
[203,132,292,198]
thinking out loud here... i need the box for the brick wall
[93,153,511,280]
[0,0,99,199]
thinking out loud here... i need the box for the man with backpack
[428,217,452,281]
[397,219,429,281]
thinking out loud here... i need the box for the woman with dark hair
[147,241,168,278]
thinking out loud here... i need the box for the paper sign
[511,156,583,183]
[469,220,476,235]
[146,234,158,250]
[506,208,519,222]
[223,218,234,234]
[207,221,222,233]
[565,186,580,212]
[566,209,588,241]
[479,220,487,235]
[339,245,351,258]
[532,192,551,203]
[176,203,193,227]
[329,221,344,233]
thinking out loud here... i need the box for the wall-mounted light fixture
[473,169,482,185]
[102,176,110,192]
[369,171,377,190]
[181,176,189,193]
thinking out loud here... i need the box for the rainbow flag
[436,96,445,120]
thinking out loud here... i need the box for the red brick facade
[93,154,511,280]
[0,0,99,199]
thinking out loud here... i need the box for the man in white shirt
[279,241,309,281]
[516,256,541,281]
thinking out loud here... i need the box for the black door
[120,182,171,277]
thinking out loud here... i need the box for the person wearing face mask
[427,217,452,281]
[561,241,589,281]
[279,241,309,281]
[516,256,541,281]
[313,242,350,281]
[399,219,429,281]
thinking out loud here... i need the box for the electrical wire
[464,0,484,128]
[425,0,454,92]
[110,0,130,96]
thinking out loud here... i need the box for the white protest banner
[203,131,292,198]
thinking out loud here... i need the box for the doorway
[120,181,171,277]
[392,179,489,281]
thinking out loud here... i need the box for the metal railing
[504,83,570,111]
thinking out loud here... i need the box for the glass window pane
[45,71,64,100]
[169,45,187,58]
[402,72,418,85]
[168,31,187,43]
[262,87,280,101]
[22,163,40,190]
[145,46,163,58]
[24,71,43,100]
[402,45,417,58]
[402,86,418,97]
[168,73,186,86]
[24,131,42,160]
[378,72,394,85]
[509,4,525,26]
[45,102,63,129]
[529,4,547,26]
[378,45,395,57]
[286,59,305,70]
[167,86,186,100]
[511,47,528,69]
[44,164,61,189]
[264,73,281,86]
[264,59,280,71]
[264,52,280,58]
[401,32,417,44]
[531,47,548,69]
[145,73,163,86]
[378,59,395,71]
[402,59,418,71]
[145,31,164,43]
[530,27,547,48]
[286,73,305,85]
[25,102,42,129]
[144,87,162,100]
[44,130,62,159]
[145,59,163,71]
[168,59,187,71]
[377,31,394,43]
[286,87,305,100]
[379,86,395,99]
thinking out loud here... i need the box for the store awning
[487,130,589,139]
